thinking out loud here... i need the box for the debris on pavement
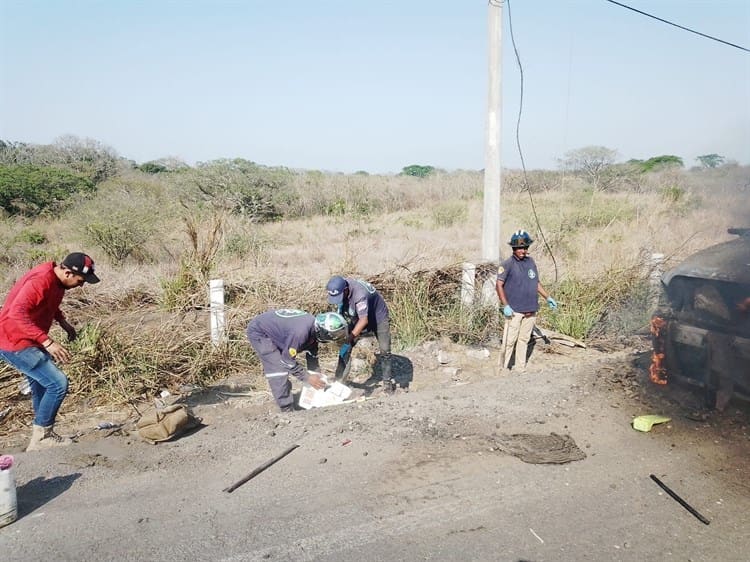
[224,444,300,493]
[298,379,353,409]
[650,474,710,525]
[632,415,671,432]
[492,432,586,464]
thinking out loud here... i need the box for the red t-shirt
[0,262,66,351]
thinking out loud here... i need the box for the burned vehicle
[651,228,750,410]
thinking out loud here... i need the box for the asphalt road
[2,345,749,561]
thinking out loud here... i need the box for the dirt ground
[2,333,750,561]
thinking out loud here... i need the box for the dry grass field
[0,160,748,431]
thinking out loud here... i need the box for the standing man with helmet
[495,230,557,372]
[0,252,100,451]
[325,276,395,393]
[246,309,345,412]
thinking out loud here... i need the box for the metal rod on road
[650,474,710,525]
[224,444,300,493]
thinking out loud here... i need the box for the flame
[649,316,668,385]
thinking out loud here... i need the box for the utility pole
[482,0,503,263]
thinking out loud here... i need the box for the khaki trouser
[502,312,537,370]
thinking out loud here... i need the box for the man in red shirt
[0,252,100,451]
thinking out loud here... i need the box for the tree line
[0,136,733,218]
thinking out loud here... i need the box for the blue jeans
[0,346,69,427]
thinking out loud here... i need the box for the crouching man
[0,252,100,451]
[246,309,344,412]
[325,275,394,393]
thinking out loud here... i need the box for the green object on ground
[632,414,671,432]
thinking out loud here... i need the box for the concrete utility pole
[482,0,503,263]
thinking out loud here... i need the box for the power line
[604,0,750,53]
[506,0,559,282]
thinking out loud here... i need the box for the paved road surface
[2,347,749,561]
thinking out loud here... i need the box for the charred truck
[651,228,750,410]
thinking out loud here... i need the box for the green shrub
[387,270,498,349]
[542,264,645,339]
[76,176,166,263]
[0,136,119,185]
[183,158,288,222]
[401,164,435,178]
[138,161,168,174]
[160,214,223,311]
[439,302,499,345]
[630,155,684,173]
[160,262,202,312]
[0,164,94,216]
[399,215,424,229]
[431,203,468,228]
[567,189,635,228]
[325,198,347,216]
[16,229,47,245]
[224,231,269,267]
[660,184,685,203]
[543,280,602,340]
[85,218,153,262]
[389,278,432,349]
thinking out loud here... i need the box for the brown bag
[136,404,202,444]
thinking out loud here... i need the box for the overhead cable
[505,0,559,282]
[604,0,750,53]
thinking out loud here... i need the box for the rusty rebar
[650,474,710,525]
[224,444,300,493]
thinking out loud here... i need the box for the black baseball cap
[61,252,100,284]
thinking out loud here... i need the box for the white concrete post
[461,263,476,307]
[482,277,499,308]
[210,279,226,346]
[482,1,503,262]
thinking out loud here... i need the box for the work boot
[26,424,73,451]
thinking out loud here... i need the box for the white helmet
[314,312,349,343]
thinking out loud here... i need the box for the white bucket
[0,456,18,528]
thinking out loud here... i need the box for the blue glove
[547,297,558,310]
[503,304,514,317]
[339,343,352,358]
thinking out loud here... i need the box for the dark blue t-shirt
[497,256,540,313]
[246,309,318,365]
[340,278,389,325]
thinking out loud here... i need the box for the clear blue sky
[1,0,748,173]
